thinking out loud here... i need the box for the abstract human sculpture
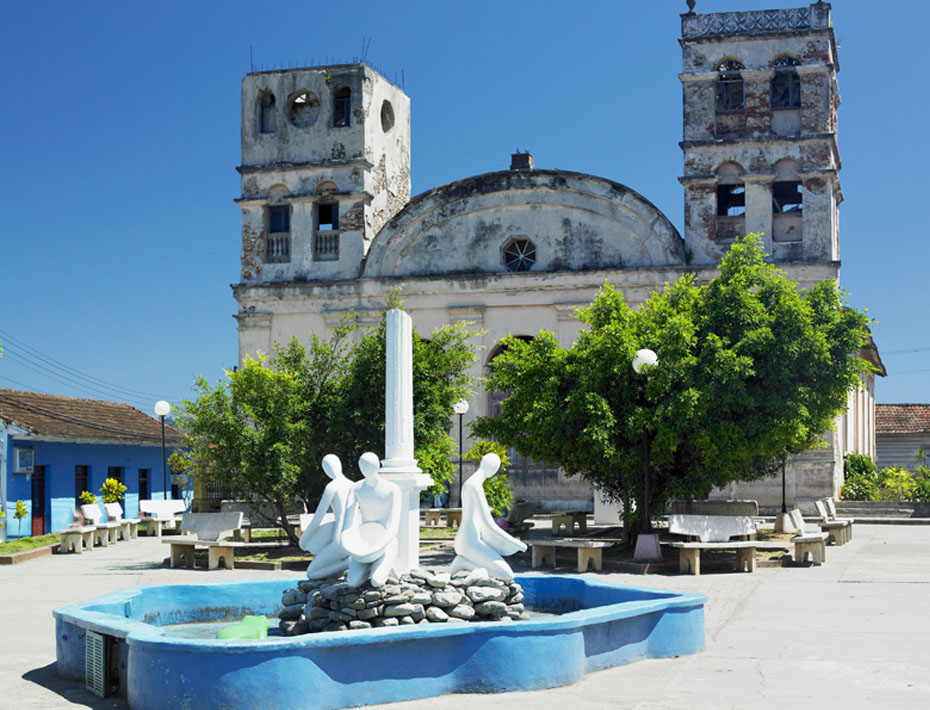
[450,453,527,581]
[341,452,402,588]
[299,454,353,579]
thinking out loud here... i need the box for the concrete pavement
[2,524,929,709]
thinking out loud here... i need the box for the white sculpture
[299,454,353,579]
[450,453,527,581]
[341,452,402,588]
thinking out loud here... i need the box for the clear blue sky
[1,0,927,412]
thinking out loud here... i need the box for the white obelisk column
[380,308,432,573]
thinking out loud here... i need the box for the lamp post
[774,455,792,532]
[154,400,171,500]
[632,349,662,561]
[453,399,469,507]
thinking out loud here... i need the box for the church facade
[232,2,879,512]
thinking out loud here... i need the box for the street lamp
[453,399,469,507]
[774,455,792,532]
[154,400,171,501]
[632,349,662,561]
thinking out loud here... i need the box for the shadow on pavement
[23,663,126,709]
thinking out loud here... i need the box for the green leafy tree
[474,235,872,533]
[465,440,513,517]
[14,500,27,536]
[99,478,127,504]
[176,301,478,544]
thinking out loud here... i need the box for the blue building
[0,389,182,540]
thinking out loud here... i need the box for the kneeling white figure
[299,454,353,579]
[450,453,527,581]
[341,452,402,588]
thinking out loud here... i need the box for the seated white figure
[299,454,353,579]
[450,453,527,581]
[340,452,402,588]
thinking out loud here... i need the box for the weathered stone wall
[278,568,527,635]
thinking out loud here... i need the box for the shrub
[99,478,127,504]
[466,440,514,517]
[844,453,877,480]
[14,500,27,536]
[877,466,918,502]
[841,462,880,501]
[913,465,930,503]
[79,491,97,505]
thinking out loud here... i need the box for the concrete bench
[104,502,140,540]
[59,525,96,554]
[80,504,121,546]
[551,511,588,536]
[162,512,245,570]
[424,508,462,527]
[139,499,187,537]
[529,539,616,572]
[788,509,829,564]
[667,514,759,574]
[815,499,851,545]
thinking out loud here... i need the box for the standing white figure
[299,454,353,579]
[450,453,527,581]
[341,452,402,588]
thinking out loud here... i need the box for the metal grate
[85,630,106,698]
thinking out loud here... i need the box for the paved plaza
[2,524,929,709]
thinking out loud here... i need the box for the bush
[844,453,876,480]
[99,478,127,504]
[913,465,930,503]
[79,491,96,505]
[466,440,514,517]
[14,500,27,536]
[877,466,918,502]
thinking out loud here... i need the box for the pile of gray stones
[278,567,528,635]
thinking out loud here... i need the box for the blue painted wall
[3,437,180,538]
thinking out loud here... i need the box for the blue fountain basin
[54,574,705,709]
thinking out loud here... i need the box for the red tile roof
[0,389,182,445]
[876,404,930,435]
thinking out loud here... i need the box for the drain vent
[85,630,106,697]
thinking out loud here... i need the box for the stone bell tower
[679,2,841,283]
[236,64,410,285]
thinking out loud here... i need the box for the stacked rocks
[278,567,527,636]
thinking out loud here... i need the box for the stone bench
[529,539,616,572]
[59,525,96,554]
[80,504,121,546]
[424,508,462,528]
[815,499,852,545]
[104,502,140,540]
[139,499,187,537]
[550,511,588,536]
[162,512,254,570]
[788,509,829,564]
[667,514,759,574]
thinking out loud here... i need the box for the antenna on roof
[250,45,254,72]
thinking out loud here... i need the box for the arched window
[772,159,803,243]
[715,162,745,242]
[771,55,801,109]
[715,59,745,114]
[259,92,276,134]
[333,86,351,127]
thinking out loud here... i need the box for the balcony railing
[682,6,824,38]
[265,234,290,263]
[314,232,339,261]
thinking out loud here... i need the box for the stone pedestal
[774,512,797,533]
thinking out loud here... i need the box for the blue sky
[1,0,927,412]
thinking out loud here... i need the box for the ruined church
[232,2,880,512]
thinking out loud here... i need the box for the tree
[466,440,514,517]
[175,303,478,544]
[474,235,872,533]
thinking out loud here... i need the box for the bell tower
[679,2,840,280]
[237,64,410,284]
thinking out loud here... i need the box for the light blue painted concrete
[2,436,180,538]
[54,574,706,709]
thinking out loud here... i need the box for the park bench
[139,499,187,537]
[815,499,852,545]
[788,509,830,564]
[424,508,462,528]
[550,510,589,536]
[502,501,537,538]
[80,504,121,547]
[162,512,246,570]
[667,514,761,574]
[104,502,140,540]
[529,538,616,572]
[59,524,96,554]
[220,499,307,541]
